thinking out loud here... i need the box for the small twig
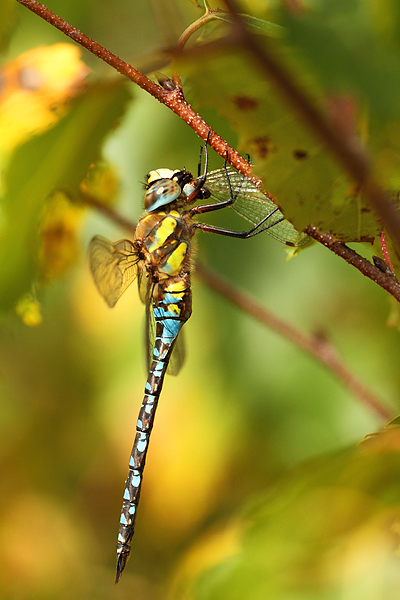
[82,195,393,422]
[196,263,394,422]
[306,226,400,301]
[223,0,400,255]
[80,193,136,236]
[172,6,219,89]
[379,230,395,273]
[15,0,249,174]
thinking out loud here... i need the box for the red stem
[380,230,395,273]
[306,226,400,300]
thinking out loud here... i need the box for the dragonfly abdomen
[116,276,192,582]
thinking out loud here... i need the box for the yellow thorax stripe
[163,242,187,276]
[147,216,177,251]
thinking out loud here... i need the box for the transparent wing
[167,329,186,376]
[145,288,156,372]
[88,236,139,308]
[138,268,149,305]
[205,167,309,246]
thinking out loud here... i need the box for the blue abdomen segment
[115,280,192,582]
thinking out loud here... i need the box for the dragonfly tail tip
[115,555,127,584]
[115,568,123,584]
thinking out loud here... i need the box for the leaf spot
[293,149,308,160]
[232,96,258,111]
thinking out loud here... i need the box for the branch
[81,193,136,236]
[82,196,393,422]
[195,263,394,422]
[306,226,400,301]
[223,0,400,255]
[15,0,250,175]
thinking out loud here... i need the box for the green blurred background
[1,1,400,599]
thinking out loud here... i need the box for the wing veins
[88,236,139,308]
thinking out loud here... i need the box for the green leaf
[181,49,381,242]
[283,2,400,124]
[214,12,284,38]
[282,1,400,192]
[0,81,131,311]
[179,1,400,244]
[180,427,400,600]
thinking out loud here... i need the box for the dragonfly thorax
[135,210,193,281]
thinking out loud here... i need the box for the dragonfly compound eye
[144,178,182,211]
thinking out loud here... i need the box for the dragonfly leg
[190,152,251,217]
[197,130,211,179]
[221,150,246,208]
[193,210,284,239]
[184,132,212,202]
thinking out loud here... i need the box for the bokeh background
[1,1,400,599]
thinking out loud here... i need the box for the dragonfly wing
[167,328,185,376]
[205,167,308,246]
[88,236,138,308]
[138,268,150,305]
[145,287,156,373]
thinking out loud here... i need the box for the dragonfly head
[144,169,210,212]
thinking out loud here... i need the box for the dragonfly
[88,140,307,583]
